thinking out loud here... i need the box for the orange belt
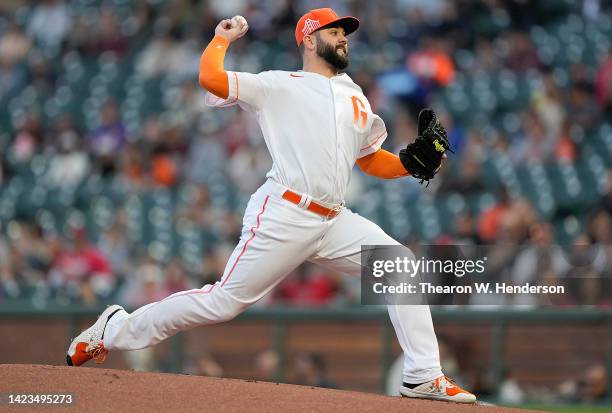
[282,190,343,219]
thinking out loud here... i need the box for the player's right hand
[215,16,249,43]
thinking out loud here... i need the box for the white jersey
[101,71,443,391]
[88,15,446,389]
[205,70,388,205]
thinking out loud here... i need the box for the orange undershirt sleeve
[198,35,230,99]
[356,149,410,179]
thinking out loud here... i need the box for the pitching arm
[198,35,231,99]
[199,17,272,110]
[199,17,248,99]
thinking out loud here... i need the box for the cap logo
[302,18,321,35]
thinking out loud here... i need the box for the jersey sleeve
[205,71,274,111]
[358,114,388,158]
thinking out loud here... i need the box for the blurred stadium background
[0,0,611,411]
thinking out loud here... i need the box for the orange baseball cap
[295,8,359,46]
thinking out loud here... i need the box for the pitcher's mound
[1,364,534,412]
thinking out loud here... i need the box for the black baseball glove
[399,108,452,186]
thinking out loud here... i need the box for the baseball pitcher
[67,8,475,403]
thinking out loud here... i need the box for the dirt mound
[1,364,536,413]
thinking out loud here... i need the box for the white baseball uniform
[103,70,442,384]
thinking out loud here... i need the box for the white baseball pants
[104,179,442,383]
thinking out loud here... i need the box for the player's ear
[303,34,316,52]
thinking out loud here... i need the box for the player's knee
[218,301,248,321]
[214,291,250,322]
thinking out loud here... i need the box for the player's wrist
[212,34,231,46]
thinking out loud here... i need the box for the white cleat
[400,375,477,404]
[66,305,124,367]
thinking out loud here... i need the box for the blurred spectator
[561,233,609,306]
[478,187,512,243]
[68,14,97,55]
[558,364,608,402]
[151,124,187,187]
[565,82,601,133]
[554,119,577,163]
[198,243,234,286]
[27,51,55,95]
[4,223,54,297]
[0,22,31,66]
[47,115,90,187]
[292,352,337,389]
[177,183,212,226]
[165,258,194,293]
[389,108,418,152]
[27,0,71,50]
[275,264,339,307]
[473,38,502,72]
[531,73,565,139]
[97,8,128,55]
[49,228,114,305]
[10,111,42,161]
[385,355,404,396]
[151,144,179,187]
[406,0,454,24]
[98,220,131,277]
[509,222,566,306]
[439,156,485,194]
[168,82,211,130]
[588,209,611,245]
[504,31,541,73]
[255,349,280,382]
[569,62,591,86]
[600,171,612,215]
[118,142,147,190]
[208,209,242,242]
[136,24,197,79]
[407,36,455,88]
[0,55,26,98]
[582,0,602,21]
[498,371,526,404]
[0,149,9,185]
[67,7,129,56]
[499,199,537,243]
[88,100,126,174]
[511,110,556,165]
[580,365,607,400]
[123,348,157,372]
[185,134,227,185]
[595,48,612,114]
[573,269,608,306]
[188,353,224,378]
[453,213,482,245]
[119,257,168,307]
[567,232,608,273]
[0,236,20,300]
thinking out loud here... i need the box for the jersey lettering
[351,96,367,129]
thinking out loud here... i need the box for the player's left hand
[399,108,452,186]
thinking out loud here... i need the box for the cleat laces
[88,342,108,364]
[435,376,457,393]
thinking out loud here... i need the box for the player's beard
[316,40,349,70]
